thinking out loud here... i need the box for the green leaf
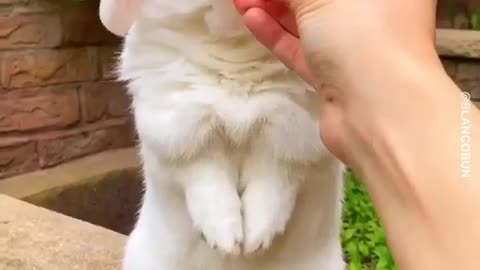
[358,241,370,257]
[343,228,357,241]
[342,171,395,269]
[348,261,362,270]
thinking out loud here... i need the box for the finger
[242,7,315,86]
[99,0,143,36]
[234,0,299,36]
[234,0,265,14]
[264,0,299,37]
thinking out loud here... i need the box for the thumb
[99,0,143,37]
[241,7,316,86]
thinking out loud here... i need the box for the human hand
[234,0,446,166]
[234,0,438,87]
[234,0,314,85]
[235,3,480,270]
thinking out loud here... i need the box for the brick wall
[0,0,135,179]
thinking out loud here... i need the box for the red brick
[4,0,57,14]
[0,141,38,179]
[0,0,28,5]
[37,121,135,167]
[99,46,121,80]
[80,81,130,123]
[0,14,61,49]
[1,48,98,89]
[0,85,80,133]
[0,0,27,3]
[61,1,120,45]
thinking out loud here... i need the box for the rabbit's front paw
[183,158,244,255]
[241,166,298,254]
[199,210,243,255]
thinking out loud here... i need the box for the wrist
[347,54,480,269]
[344,38,442,89]
[352,53,463,186]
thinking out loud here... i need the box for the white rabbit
[107,0,346,269]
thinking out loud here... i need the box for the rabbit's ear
[99,0,144,37]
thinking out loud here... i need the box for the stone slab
[0,194,126,270]
[436,29,480,59]
[0,147,139,199]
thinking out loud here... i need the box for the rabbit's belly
[133,87,325,163]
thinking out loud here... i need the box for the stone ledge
[0,147,139,199]
[436,29,480,59]
[0,194,126,270]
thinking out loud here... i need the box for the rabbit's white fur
[119,0,345,269]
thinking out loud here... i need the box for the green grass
[341,171,397,270]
